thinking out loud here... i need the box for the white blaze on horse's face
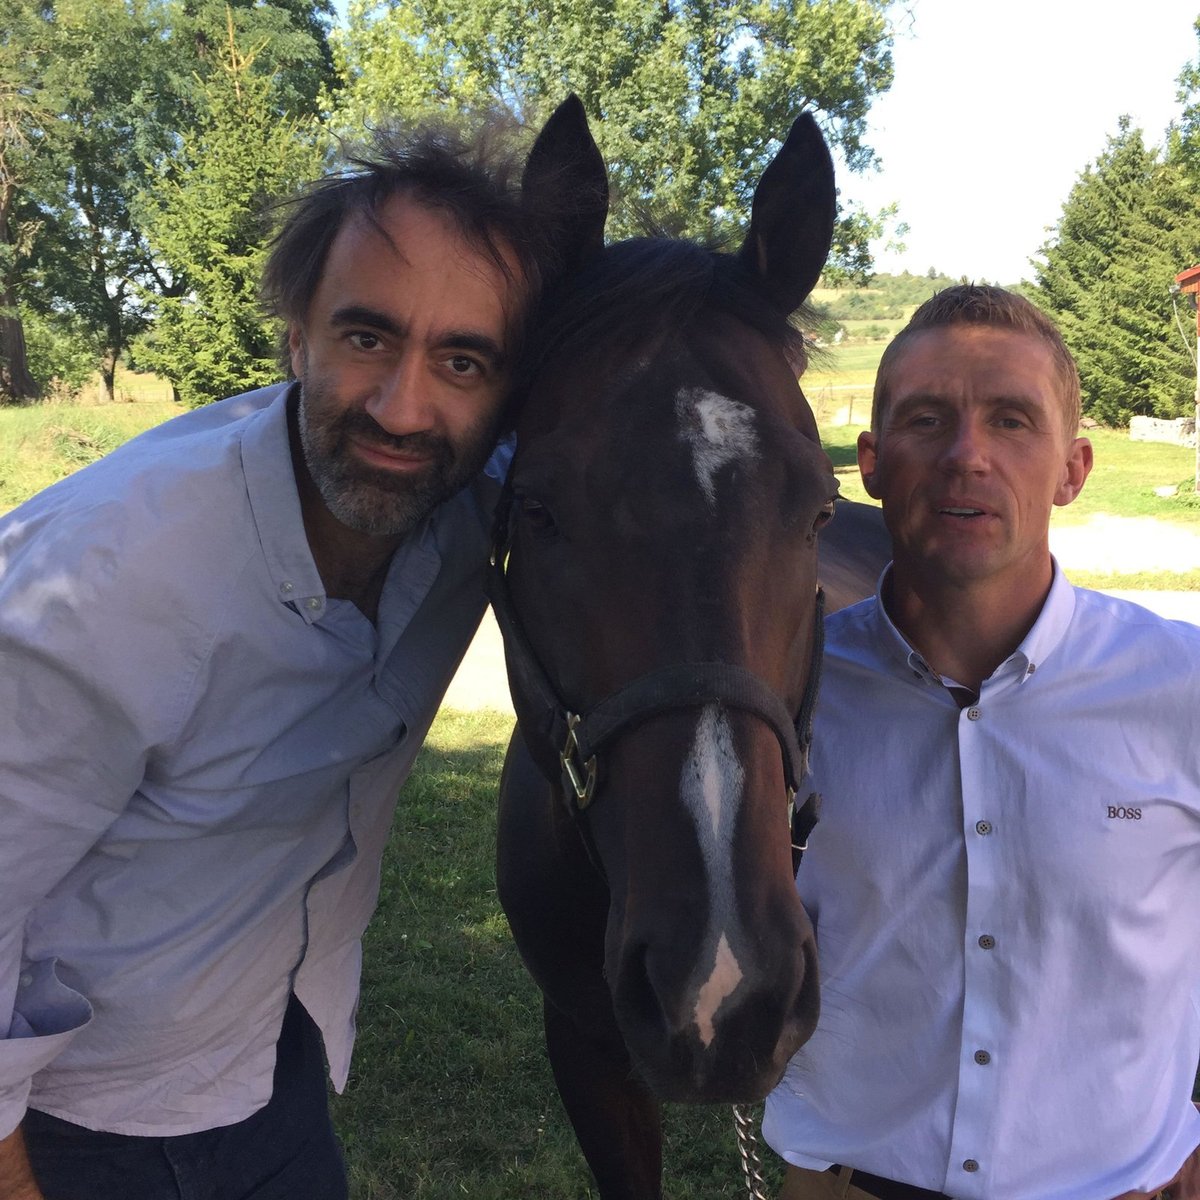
[675,388,760,507]
[680,704,745,1047]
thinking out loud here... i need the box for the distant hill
[808,270,1022,343]
[812,271,961,322]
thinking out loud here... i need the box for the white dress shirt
[764,567,1200,1199]
[0,384,503,1138]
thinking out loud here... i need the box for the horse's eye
[519,496,556,532]
[813,499,836,533]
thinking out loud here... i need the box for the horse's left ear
[736,113,836,315]
[523,94,609,277]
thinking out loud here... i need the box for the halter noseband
[485,482,823,869]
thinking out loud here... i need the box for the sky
[847,0,1200,283]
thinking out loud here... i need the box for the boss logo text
[1106,806,1142,820]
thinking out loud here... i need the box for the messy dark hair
[872,284,1081,436]
[261,119,540,371]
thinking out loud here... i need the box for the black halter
[485,482,824,869]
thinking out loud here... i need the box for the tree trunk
[99,346,116,403]
[0,305,39,403]
[0,182,39,404]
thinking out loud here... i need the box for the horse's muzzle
[607,900,820,1103]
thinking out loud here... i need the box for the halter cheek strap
[486,481,825,872]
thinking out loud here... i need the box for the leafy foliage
[813,269,962,321]
[330,0,900,275]
[4,0,333,403]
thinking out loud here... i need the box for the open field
[804,339,881,427]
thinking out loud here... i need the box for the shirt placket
[945,691,1003,1198]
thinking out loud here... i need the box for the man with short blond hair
[766,286,1200,1200]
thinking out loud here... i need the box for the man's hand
[0,1127,44,1200]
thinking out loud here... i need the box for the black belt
[828,1164,952,1200]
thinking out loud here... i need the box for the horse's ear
[737,113,836,315]
[522,94,609,276]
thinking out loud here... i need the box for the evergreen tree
[1034,118,1199,425]
[133,11,323,406]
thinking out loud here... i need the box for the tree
[133,12,324,406]
[0,0,54,402]
[13,0,334,402]
[1033,118,1199,426]
[330,0,898,278]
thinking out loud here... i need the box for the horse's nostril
[615,941,695,1042]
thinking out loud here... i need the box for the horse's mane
[519,237,809,387]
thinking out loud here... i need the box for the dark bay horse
[493,99,887,1199]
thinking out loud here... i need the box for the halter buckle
[560,713,598,810]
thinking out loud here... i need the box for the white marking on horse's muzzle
[694,933,742,1048]
[675,388,759,507]
[680,705,745,1045]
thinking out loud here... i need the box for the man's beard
[297,376,500,539]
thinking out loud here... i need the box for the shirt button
[974,1049,991,1065]
[19,972,33,988]
[963,1159,980,1173]
[978,934,996,950]
[966,706,981,720]
[976,820,992,836]
[279,581,294,594]
[306,597,323,611]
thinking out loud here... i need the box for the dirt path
[1049,513,1200,573]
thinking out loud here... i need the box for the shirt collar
[238,383,329,625]
[864,558,1078,689]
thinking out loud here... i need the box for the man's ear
[858,429,881,499]
[288,326,306,380]
[1054,436,1093,507]
[522,94,609,278]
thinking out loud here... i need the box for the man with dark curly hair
[0,100,600,1200]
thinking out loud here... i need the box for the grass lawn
[0,397,185,513]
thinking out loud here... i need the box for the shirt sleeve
[0,499,181,1138]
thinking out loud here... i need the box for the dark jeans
[24,995,349,1200]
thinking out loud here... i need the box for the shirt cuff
[0,958,92,1139]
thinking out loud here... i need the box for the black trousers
[24,995,349,1200]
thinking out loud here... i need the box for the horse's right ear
[522,94,609,276]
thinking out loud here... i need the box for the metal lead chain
[732,1104,770,1200]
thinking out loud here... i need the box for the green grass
[332,710,778,1199]
[0,398,184,513]
[803,340,882,428]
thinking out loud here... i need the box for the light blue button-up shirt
[764,567,1200,1199]
[0,383,504,1137]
